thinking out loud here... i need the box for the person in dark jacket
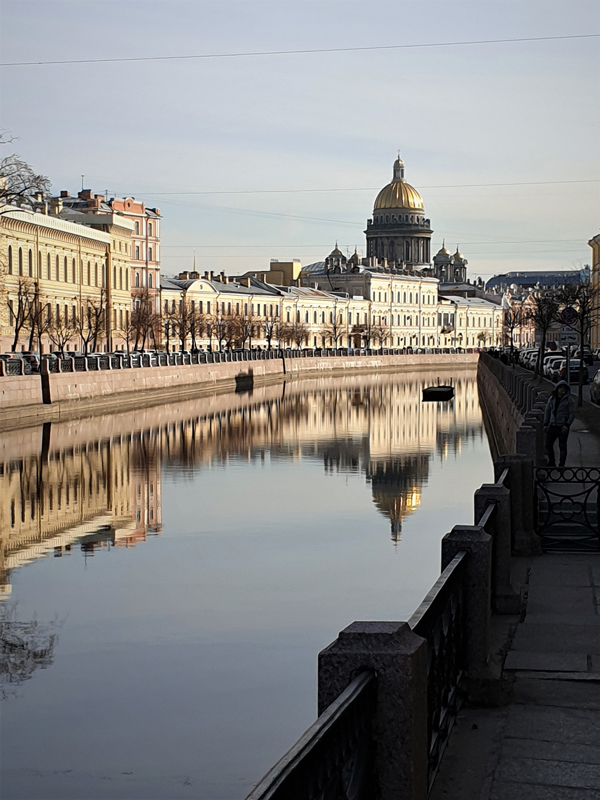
[543,381,576,467]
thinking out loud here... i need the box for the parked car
[590,370,600,404]
[573,349,594,366]
[557,359,589,384]
[543,356,564,378]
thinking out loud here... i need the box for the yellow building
[0,206,133,353]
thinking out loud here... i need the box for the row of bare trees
[4,278,109,354]
[504,278,600,406]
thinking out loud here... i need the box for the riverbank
[0,352,478,432]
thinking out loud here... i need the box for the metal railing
[2,346,480,379]
[246,670,377,800]
[535,466,600,552]
[409,552,467,790]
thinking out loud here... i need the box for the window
[164,300,169,313]
[403,292,406,303]
[135,245,140,260]
[47,253,51,279]
[119,268,123,290]
[28,249,33,277]
[134,221,140,235]
[206,301,211,314]
[148,273,153,288]
[72,258,76,283]
[148,222,153,236]
[313,311,317,323]
[135,273,140,288]
[18,248,23,276]
[8,246,12,274]
[95,263,98,286]
[305,311,309,323]
[149,247,153,261]
[286,310,290,322]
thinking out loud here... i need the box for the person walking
[543,380,576,467]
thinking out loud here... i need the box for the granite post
[494,455,541,555]
[441,525,494,703]
[474,484,520,614]
[318,621,428,800]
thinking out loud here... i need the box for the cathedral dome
[373,156,424,211]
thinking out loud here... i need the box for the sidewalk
[430,389,600,799]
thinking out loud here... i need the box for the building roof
[485,268,588,291]
[373,156,424,211]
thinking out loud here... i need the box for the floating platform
[422,385,454,402]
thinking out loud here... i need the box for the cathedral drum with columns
[365,155,433,270]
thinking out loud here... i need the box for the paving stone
[505,652,588,672]
[505,704,600,747]
[513,624,600,654]
[502,737,600,765]
[526,585,597,615]
[495,757,600,791]
[528,563,592,587]
[491,780,600,799]
[512,677,600,710]
[523,614,600,626]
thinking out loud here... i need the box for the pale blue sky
[1,0,599,280]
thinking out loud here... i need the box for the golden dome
[373,157,423,211]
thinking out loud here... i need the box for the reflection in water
[0,370,481,595]
[0,369,489,799]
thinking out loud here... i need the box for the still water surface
[1,369,491,799]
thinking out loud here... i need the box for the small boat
[422,384,454,402]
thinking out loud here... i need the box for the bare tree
[0,148,51,212]
[555,278,600,406]
[525,291,559,377]
[503,304,523,357]
[236,309,258,349]
[47,308,77,355]
[27,289,51,352]
[6,278,34,351]
[371,322,388,350]
[263,317,281,350]
[130,288,159,351]
[188,305,206,352]
[211,312,230,352]
[76,289,107,354]
[291,320,309,349]
[320,312,346,348]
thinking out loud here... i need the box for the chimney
[78,189,93,200]
[60,190,70,198]
[220,271,226,283]
[204,271,209,280]
[210,271,215,281]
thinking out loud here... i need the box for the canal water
[0,368,492,800]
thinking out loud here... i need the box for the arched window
[134,221,140,235]
[64,256,68,282]
[72,258,76,283]
[113,266,116,286]
[87,261,90,285]
[135,273,140,288]
[95,262,98,286]
[135,245,140,260]
[149,246,153,261]
[28,249,33,277]
[38,251,42,275]
[18,248,23,276]
[7,246,12,274]
[47,253,51,279]
[148,222,153,236]
[148,273,153,288]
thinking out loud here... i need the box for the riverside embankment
[0,350,478,430]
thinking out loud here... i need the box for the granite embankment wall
[477,353,549,463]
[0,352,478,430]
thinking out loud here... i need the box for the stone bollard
[442,526,493,703]
[474,485,520,614]
[524,410,544,463]
[318,622,428,800]
[494,455,540,555]
[516,424,536,462]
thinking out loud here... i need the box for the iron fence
[536,467,600,552]
[409,552,467,790]
[245,670,376,800]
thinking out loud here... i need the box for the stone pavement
[430,393,600,799]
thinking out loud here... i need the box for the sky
[1,0,599,282]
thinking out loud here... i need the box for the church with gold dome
[365,155,433,270]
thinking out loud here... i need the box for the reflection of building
[0,369,484,591]
[0,426,162,594]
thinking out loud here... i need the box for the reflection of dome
[368,455,430,542]
[373,157,424,211]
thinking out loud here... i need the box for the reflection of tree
[0,605,58,698]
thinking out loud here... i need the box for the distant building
[485,268,589,293]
